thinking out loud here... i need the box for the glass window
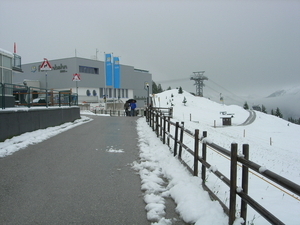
[99,88,103,98]
[79,66,99,74]
[13,54,22,69]
[3,55,12,69]
[0,54,2,66]
[3,69,12,83]
[3,69,12,95]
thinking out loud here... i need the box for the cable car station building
[13,57,152,108]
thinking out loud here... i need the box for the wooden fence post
[156,113,159,137]
[167,117,170,147]
[160,112,163,137]
[152,111,155,131]
[174,122,179,156]
[194,129,199,176]
[179,122,184,159]
[163,116,166,144]
[229,143,238,225]
[201,131,207,181]
[241,144,249,224]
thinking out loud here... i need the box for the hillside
[150,89,300,224]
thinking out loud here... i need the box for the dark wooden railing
[145,107,300,225]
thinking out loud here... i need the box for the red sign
[72,73,81,81]
[40,58,52,71]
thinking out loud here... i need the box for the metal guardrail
[1,82,78,109]
[145,108,300,225]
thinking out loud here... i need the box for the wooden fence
[146,107,300,225]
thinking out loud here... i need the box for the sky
[1,0,300,99]
[1,89,300,224]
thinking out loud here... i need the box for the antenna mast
[190,71,208,97]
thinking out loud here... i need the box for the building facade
[0,48,23,107]
[13,57,152,108]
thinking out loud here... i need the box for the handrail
[0,82,78,109]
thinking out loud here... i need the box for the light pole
[146,82,149,107]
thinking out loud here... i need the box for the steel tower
[190,71,208,97]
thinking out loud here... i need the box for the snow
[0,115,92,157]
[106,146,124,153]
[135,90,300,224]
[1,89,300,224]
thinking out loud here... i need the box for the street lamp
[145,82,149,107]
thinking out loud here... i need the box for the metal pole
[147,85,149,107]
[46,71,48,107]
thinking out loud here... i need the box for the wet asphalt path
[0,116,149,225]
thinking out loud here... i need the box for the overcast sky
[1,0,299,101]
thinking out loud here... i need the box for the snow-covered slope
[149,89,300,225]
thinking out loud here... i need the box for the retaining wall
[0,107,80,142]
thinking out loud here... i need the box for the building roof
[0,48,14,57]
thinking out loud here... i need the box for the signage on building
[34,61,68,73]
[52,63,68,73]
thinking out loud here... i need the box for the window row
[99,88,128,98]
[79,66,99,74]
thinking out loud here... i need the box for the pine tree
[271,109,274,115]
[275,107,283,118]
[182,97,187,106]
[262,105,267,113]
[157,84,163,93]
[152,81,158,94]
[178,86,183,94]
[167,86,171,90]
[243,101,249,110]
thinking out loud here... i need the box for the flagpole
[104,52,106,110]
[112,53,115,114]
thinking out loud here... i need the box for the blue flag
[113,57,120,89]
[105,54,112,86]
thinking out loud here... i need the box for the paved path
[0,116,149,225]
[239,109,256,126]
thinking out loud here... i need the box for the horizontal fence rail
[1,82,78,109]
[145,107,300,225]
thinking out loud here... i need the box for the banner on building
[113,57,120,89]
[105,53,112,86]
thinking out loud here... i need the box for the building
[12,57,152,108]
[0,48,23,107]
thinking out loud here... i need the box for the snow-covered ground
[1,89,299,225]
[137,90,300,225]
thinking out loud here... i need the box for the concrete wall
[0,107,80,142]
[0,96,15,108]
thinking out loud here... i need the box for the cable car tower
[190,71,208,97]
